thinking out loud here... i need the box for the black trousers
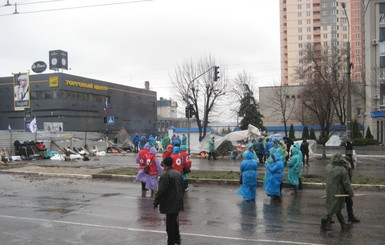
[345,196,354,218]
[166,213,180,245]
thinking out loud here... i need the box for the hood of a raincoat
[291,146,299,155]
[210,135,215,139]
[331,153,346,166]
[143,143,150,149]
[149,147,157,155]
[173,146,180,154]
[245,151,253,160]
[166,144,173,150]
[180,145,187,152]
[248,142,254,149]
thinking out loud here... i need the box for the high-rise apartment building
[280,0,364,85]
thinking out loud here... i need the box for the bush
[365,127,374,139]
[302,126,309,139]
[352,138,381,146]
[309,128,316,140]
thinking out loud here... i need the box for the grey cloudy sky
[0,0,280,100]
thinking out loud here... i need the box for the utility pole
[342,2,352,140]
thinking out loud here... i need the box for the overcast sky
[0,0,280,101]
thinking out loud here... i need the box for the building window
[343,34,348,39]
[299,36,303,40]
[307,27,311,32]
[380,56,385,68]
[323,34,328,38]
[354,2,360,7]
[323,41,328,46]
[306,3,310,8]
[298,20,302,25]
[322,10,328,15]
[323,26,328,31]
[356,41,361,46]
[354,26,360,30]
[341,18,348,24]
[343,26,348,31]
[298,28,302,33]
[322,2,327,7]
[356,57,361,63]
[298,4,302,9]
[381,3,385,13]
[355,33,360,39]
[307,19,311,24]
[307,11,311,16]
[355,49,361,55]
[380,27,385,42]
[307,35,311,40]
[332,25,338,30]
[298,43,303,48]
[298,12,302,17]
[355,18,360,23]
[354,10,360,15]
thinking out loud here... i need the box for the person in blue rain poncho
[242,142,259,161]
[237,151,258,201]
[148,135,155,147]
[286,146,303,195]
[139,135,147,150]
[265,151,284,200]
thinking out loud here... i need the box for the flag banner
[29,117,37,133]
[104,97,108,114]
[8,124,12,132]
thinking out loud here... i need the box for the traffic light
[189,104,195,117]
[213,66,220,81]
[185,104,195,118]
[185,106,190,118]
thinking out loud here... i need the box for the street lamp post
[342,2,352,140]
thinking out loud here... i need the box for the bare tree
[297,44,348,125]
[267,84,296,137]
[297,44,348,157]
[227,70,258,125]
[170,55,226,141]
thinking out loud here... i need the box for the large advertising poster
[13,72,31,111]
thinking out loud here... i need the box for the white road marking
[0,214,325,245]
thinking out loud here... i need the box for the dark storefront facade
[0,73,157,135]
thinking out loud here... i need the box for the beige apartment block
[280,0,364,85]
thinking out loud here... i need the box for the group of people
[135,133,191,245]
[236,136,360,232]
[236,137,308,202]
[132,133,188,154]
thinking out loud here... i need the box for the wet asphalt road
[0,174,384,245]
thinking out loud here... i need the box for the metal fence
[0,130,108,155]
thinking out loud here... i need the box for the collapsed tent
[197,124,264,155]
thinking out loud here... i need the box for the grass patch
[100,167,138,175]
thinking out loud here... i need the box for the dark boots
[348,215,360,223]
[337,213,351,229]
[320,216,332,231]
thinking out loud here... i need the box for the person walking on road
[286,147,303,195]
[320,153,354,231]
[237,151,258,201]
[153,156,184,245]
[142,147,163,197]
[135,143,150,194]
[345,141,354,169]
[208,135,217,160]
[264,152,284,201]
[300,139,310,166]
[344,155,360,223]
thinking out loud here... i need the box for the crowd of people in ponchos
[134,133,191,198]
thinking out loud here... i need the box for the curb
[1,170,384,192]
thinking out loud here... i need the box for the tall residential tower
[280,0,364,85]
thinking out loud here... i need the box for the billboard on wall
[13,72,30,111]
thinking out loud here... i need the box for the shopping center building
[0,73,157,135]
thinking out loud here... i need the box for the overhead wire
[0,0,153,16]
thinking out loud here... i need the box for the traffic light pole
[186,66,219,155]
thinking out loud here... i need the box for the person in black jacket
[153,156,184,245]
[300,139,310,166]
